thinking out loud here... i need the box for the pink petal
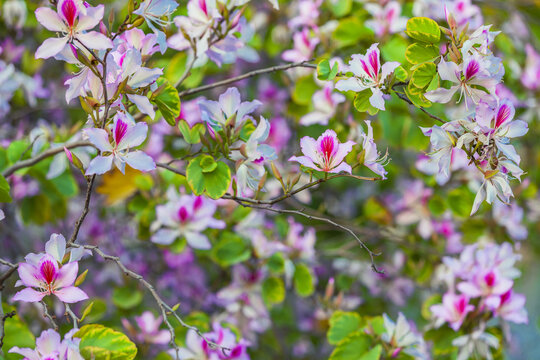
[35,36,69,59]
[54,286,88,303]
[17,263,41,288]
[84,128,112,152]
[35,7,66,32]
[36,329,62,355]
[13,288,46,302]
[54,261,78,289]
[76,31,113,51]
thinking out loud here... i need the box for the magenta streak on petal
[199,0,208,16]
[495,104,511,128]
[484,271,496,287]
[369,50,379,78]
[193,196,203,211]
[324,86,332,103]
[320,136,335,171]
[178,206,189,222]
[386,8,395,22]
[40,260,57,284]
[253,156,265,164]
[500,290,511,305]
[301,30,310,47]
[464,60,480,81]
[114,119,128,146]
[456,297,467,314]
[231,345,242,357]
[61,0,78,28]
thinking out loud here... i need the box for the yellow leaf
[97,167,141,205]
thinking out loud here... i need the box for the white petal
[85,155,113,175]
[35,37,69,59]
[369,87,386,110]
[35,7,66,32]
[123,151,156,172]
[76,31,113,51]
[127,94,156,119]
[335,78,365,92]
[84,128,112,152]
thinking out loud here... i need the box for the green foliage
[410,63,437,88]
[329,0,352,17]
[152,78,181,126]
[293,263,315,297]
[353,90,379,115]
[317,59,339,81]
[7,140,28,164]
[212,232,250,266]
[2,313,35,359]
[406,17,441,43]
[267,252,285,274]
[333,17,373,48]
[178,120,206,144]
[0,174,12,203]
[292,76,318,105]
[327,311,362,345]
[329,332,371,360]
[262,276,286,305]
[75,324,137,360]
[112,286,143,310]
[405,43,440,65]
[186,155,231,199]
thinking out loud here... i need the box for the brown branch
[2,141,95,178]
[40,301,59,331]
[392,87,446,125]
[69,244,230,358]
[67,175,96,246]
[178,61,317,97]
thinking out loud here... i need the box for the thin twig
[67,176,96,246]
[0,292,16,353]
[178,61,317,97]
[69,244,231,358]
[174,55,198,89]
[2,141,95,178]
[41,301,59,331]
[393,89,446,125]
[65,304,80,330]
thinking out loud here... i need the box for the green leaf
[428,195,446,216]
[186,155,231,199]
[422,294,442,320]
[353,89,379,116]
[329,0,352,17]
[2,315,35,359]
[267,252,285,274]
[293,263,315,297]
[394,66,408,82]
[75,324,137,360]
[292,76,318,105]
[0,174,12,203]
[334,17,373,48]
[410,62,437,88]
[317,59,339,81]
[404,86,432,108]
[448,187,475,217]
[405,43,440,64]
[212,233,250,266]
[80,302,94,322]
[80,299,107,323]
[178,120,206,144]
[7,140,28,164]
[262,276,286,305]
[359,345,382,360]
[368,316,385,336]
[328,311,362,345]
[112,286,143,310]
[406,17,441,43]
[329,332,371,360]
[153,78,181,126]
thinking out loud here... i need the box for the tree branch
[2,141,95,178]
[69,244,230,358]
[178,60,317,97]
[67,175,96,246]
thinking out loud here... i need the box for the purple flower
[430,293,474,331]
[9,328,84,360]
[151,189,225,249]
[457,268,513,298]
[84,113,156,175]
[122,311,171,345]
[282,28,319,62]
[486,290,528,324]
[358,120,388,179]
[13,251,88,303]
[335,43,400,110]
[34,0,113,59]
[289,130,355,174]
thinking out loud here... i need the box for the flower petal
[84,128,112,152]
[76,31,113,51]
[151,229,180,245]
[54,261,78,289]
[36,329,62,355]
[335,78,365,93]
[76,4,104,31]
[118,122,148,149]
[123,151,156,172]
[13,288,46,302]
[35,7,66,32]
[185,232,211,250]
[17,263,41,288]
[85,155,113,175]
[45,233,67,263]
[54,286,89,303]
[424,86,459,103]
[127,94,156,119]
[35,36,69,59]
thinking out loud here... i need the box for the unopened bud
[270,162,282,180]
[257,172,267,192]
[132,16,145,27]
[75,269,88,286]
[324,277,335,300]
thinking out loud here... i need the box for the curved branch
[2,141,95,178]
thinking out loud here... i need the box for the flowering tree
[0,0,538,359]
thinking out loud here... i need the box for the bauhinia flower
[486,289,528,324]
[122,311,171,345]
[430,293,474,331]
[425,54,498,107]
[34,0,113,59]
[176,324,250,360]
[84,113,156,175]
[133,0,178,53]
[13,245,89,303]
[281,28,320,63]
[357,120,388,179]
[335,43,400,110]
[9,328,84,360]
[299,84,345,126]
[521,44,540,91]
[365,1,408,37]
[382,312,428,360]
[289,129,355,174]
[151,189,225,249]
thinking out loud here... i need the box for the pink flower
[282,28,319,62]
[151,190,225,249]
[521,44,540,91]
[457,268,513,298]
[122,311,171,345]
[84,113,156,175]
[358,120,388,179]
[430,293,474,331]
[299,84,345,126]
[425,54,498,107]
[486,290,528,324]
[9,328,84,360]
[365,1,408,37]
[34,0,113,59]
[289,130,355,174]
[335,43,400,110]
[13,252,88,303]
